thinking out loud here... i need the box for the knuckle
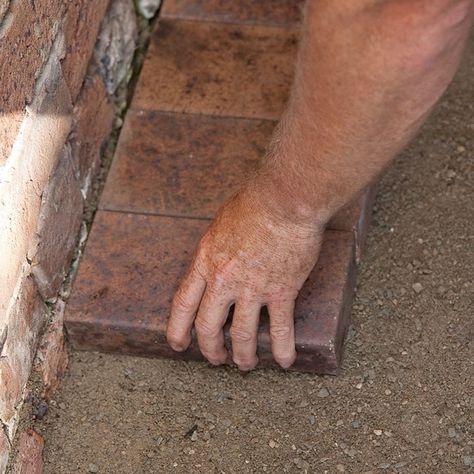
[172,290,193,314]
[270,324,292,341]
[195,317,220,338]
[230,325,254,343]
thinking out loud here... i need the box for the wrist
[244,164,330,234]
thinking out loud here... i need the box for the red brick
[35,300,69,399]
[131,20,298,119]
[161,0,304,26]
[0,0,67,163]
[71,73,115,194]
[12,430,44,474]
[0,277,45,426]
[62,0,110,101]
[31,145,83,300]
[65,211,356,374]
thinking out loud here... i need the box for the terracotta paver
[100,110,273,218]
[131,20,298,119]
[65,211,356,374]
[161,0,304,26]
[100,110,375,251]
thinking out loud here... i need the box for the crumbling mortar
[0,418,12,447]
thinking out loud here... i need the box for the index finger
[167,265,206,352]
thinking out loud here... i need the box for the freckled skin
[167,0,474,370]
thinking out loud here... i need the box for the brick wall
[0,1,139,471]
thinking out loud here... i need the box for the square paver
[65,211,356,374]
[100,110,375,252]
[131,20,298,119]
[161,0,304,26]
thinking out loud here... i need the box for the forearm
[255,0,474,226]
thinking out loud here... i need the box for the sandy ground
[35,37,473,474]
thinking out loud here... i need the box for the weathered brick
[31,145,83,300]
[11,430,44,474]
[0,429,8,474]
[0,0,67,163]
[0,277,45,427]
[35,300,69,399]
[62,0,110,101]
[0,40,72,319]
[71,73,114,197]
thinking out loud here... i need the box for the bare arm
[167,0,474,370]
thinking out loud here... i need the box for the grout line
[127,106,281,124]
[156,14,301,31]
[99,207,213,222]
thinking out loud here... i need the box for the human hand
[166,178,324,370]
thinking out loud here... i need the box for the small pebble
[412,283,423,294]
[378,463,391,469]
[318,388,330,398]
[88,464,99,473]
[269,440,277,448]
[464,456,474,467]
[374,430,383,436]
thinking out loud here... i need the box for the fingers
[167,265,206,352]
[268,298,297,369]
[195,287,233,366]
[230,301,261,371]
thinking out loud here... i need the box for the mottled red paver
[100,110,375,252]
[65,212,356,374]
[131,20,298,119]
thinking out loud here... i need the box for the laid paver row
[65,1,375,373]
